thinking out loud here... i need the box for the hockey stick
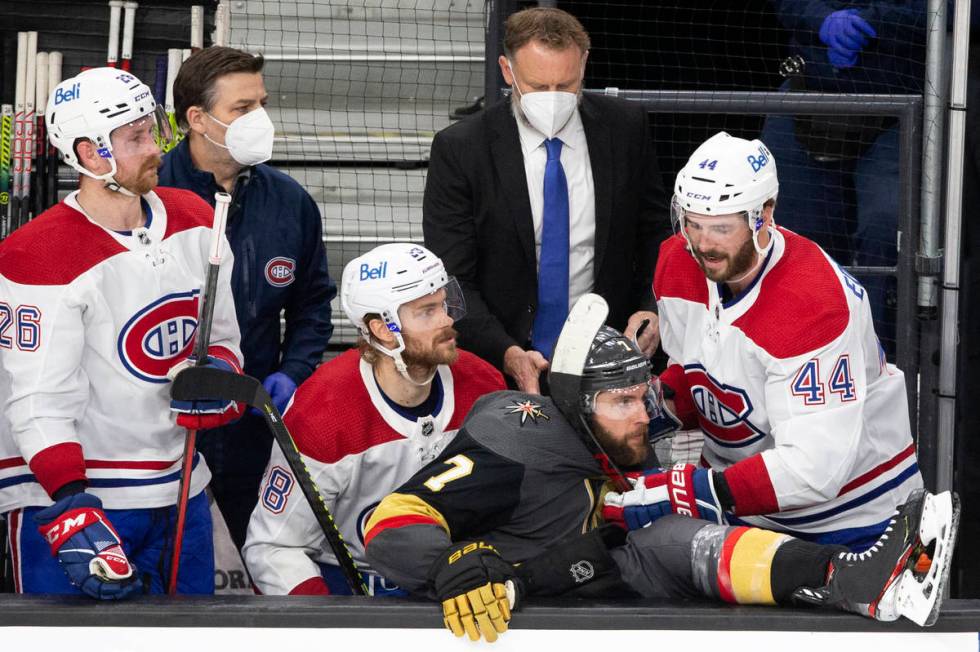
[20,32,36,228]
[214,1,231,47]
[168,191,231,595]
[190,5,204,51]
[171,366,369,596]
[121,2,137,72]
[550,293,633,492]
[32,52,47,218]
[107,0,123,68]
[45,53,61,209]
[12,32,26,232]
[0,105,12,239]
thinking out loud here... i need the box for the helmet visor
[591,377,679,443]
[396,276,466,332]
[108,105,172,159]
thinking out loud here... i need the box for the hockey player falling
[364,294,958,643]
[0,67,243,597]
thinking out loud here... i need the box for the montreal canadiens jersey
[655,228,922,546]
[0,188,242,513]
[242,348,504,595]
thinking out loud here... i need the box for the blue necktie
[531,138,570,360]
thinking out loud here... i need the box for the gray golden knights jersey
[363,390,608,595]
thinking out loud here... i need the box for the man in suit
[423,7,671,393]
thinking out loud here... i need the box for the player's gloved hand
[603,463,728,530]
[819,9,877,69]
[168,355,243,429]
[34,492,142,600]
[429,541,520,643]
[249,371,297,417]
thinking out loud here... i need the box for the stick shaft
[108,0,123,67]
[190,6,204,50]
[121,2,137,71]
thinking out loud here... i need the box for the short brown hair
[503,7,590,58]
[356,313,385,366]
[173,46,264,130]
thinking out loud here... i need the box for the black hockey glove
[429,541,520,643]
[516,524,636,598]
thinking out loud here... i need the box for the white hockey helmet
[46,67,171,195]
[672,131,779,255]
[341,243,465,382]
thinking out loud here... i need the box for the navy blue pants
[6,491,213,595]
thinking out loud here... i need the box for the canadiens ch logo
[684,363,767,448]
[265,257,296,287]
[117,290,199,383]
[504,400,550,425]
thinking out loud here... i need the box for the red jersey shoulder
[155,186,214,240]
[733,229,850,359]
[0,203,126,285]
[282,349,400,465]
[446,349,507,430]
[653,233,709,307]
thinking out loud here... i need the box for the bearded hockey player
[364,294,958,642]
[242,243,504,595]
[603,132,923,550]
[0,68,243,597]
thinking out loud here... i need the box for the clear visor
[591,377,679,443]
[670,195,686,235]
[396,276,466,332]
[108,106,172,158]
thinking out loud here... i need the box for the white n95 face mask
[206,107,275,166]
[509,61,579,139]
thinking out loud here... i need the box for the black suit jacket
[423,93,671,371]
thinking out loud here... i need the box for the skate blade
[893,491,960,627]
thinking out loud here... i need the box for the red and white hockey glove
[603,463,730,530]
[34,493,142,600]
[168,355,243,429]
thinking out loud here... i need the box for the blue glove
[34,493,142,600]
[250,371,297,417]
[819,9,877,69]
[603,463,727,530]
[169,355,242,429]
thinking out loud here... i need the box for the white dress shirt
[515,105,596,312]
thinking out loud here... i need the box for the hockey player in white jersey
[242,243,504,595]
[603,132,923,550]
[0,68,243,598]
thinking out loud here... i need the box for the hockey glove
[819,9,877,69]
[168,355,243,429]
[249,371,297,417]
[429,541,519,643]
[34,493,142,600]
[603,463,730,530]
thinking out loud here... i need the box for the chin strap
[103,177,138,197]
[370,339,437,387]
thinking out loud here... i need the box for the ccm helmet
[672,131,779,255]
[46,67,171,195]
[341,243,465,383]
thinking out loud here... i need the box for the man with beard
[602,132,923,552]
[242,243,504,595]
[364,295,957,641]
[422,7,671,393]
[0,68,244,597]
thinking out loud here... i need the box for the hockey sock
[691,524,794,605]
[769,538,841,604]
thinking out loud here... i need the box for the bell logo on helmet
[53,83,80,105]
[359,261,388,281]
[747,146,770,172]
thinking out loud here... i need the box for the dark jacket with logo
[159,138,335,385]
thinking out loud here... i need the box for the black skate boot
[792,489,959,627]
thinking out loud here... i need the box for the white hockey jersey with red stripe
[655,228,922,543]
[0,188,242,512]
[242,348,505,595]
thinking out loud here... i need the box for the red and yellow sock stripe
[716,526,793,605]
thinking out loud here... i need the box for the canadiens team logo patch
[265,257,296,287]
[504,400,550,425]
[684,363,767,448]
[117,290,199,383]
